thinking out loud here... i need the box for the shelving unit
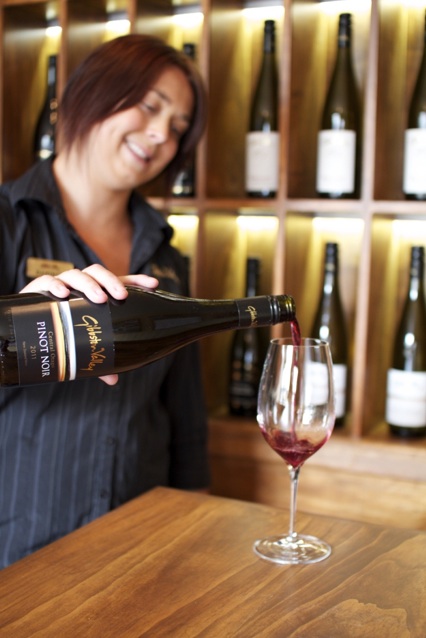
[1,0,426,528]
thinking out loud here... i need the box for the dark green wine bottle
[33,54,58,162]
[229,258,262,417]
[316,13,359,198]
[172,43,196,197]
[0,286,296,387]
[245,20,279,198]
[310,242,348,427]
[403,10,426,200]
[385,246,426,438]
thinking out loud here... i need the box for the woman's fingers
[20,265,159,303]
[119,273,158,290]
[20,275,72,298]
[99,374,119,386]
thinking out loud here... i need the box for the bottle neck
[322,258,338,292]
[245,267,260,297]
[235,295,295,327]
[263,28,275,54]
[337,13,351,49]
[409,260,425,298]
[337,30,351,49]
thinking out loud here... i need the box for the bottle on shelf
[310,242,348,427]
[385,246,426,438]
[33,54,58,162]
[403,10,426,200]
[316,13,359,199]
[172,43,197,197]
[229,257,263,417]
[245,19,279,198]
[0,287,296,387]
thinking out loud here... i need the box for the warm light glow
[319,0,371,15]
[45,25,62,38]
[106,19,130,34]
[403,0,426,7]
[392,219,426,241]
[242,6,284,22]
[312,216,364,235]
[168,214,198,230]
[172,12,203,28]
[236,215,278,232]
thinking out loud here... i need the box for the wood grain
[0,487,425,637]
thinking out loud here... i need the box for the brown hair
[58,34,207,189]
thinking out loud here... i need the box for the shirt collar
[7,157,174,244]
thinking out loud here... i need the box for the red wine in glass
[260,428,331,469]
[254,337,335,565]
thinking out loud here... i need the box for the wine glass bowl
[254,337,336,565]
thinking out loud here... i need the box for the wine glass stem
[287,465,301,539]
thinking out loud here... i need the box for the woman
[0,34,209,568]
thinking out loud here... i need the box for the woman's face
[87,66,194,190]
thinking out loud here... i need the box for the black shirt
[0,159,209,568]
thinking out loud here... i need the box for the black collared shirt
[0,159,209,568]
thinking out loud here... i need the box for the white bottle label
[333,363,347,419]
[304,361,330,406]
[316,130,356,194]
[385,368,426,427]
[402,129,426,195]
[245,131,279,192]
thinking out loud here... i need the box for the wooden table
[0,487,425,637]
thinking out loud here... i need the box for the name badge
[26,257,74,279]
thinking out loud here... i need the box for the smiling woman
[0,34,210,570]
[57,34,207,191]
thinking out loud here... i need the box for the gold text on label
[74,315,107,372]
[246,305,258,326]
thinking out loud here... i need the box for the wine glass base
[253,533,332,565]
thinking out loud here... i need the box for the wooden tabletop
[0,487,425,637]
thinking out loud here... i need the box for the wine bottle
[33,54,58,162]
[403,10,426,200]
[245,19,279,198]
[229,258,263,417]
[172,43,197,197]
[310,242,348,427]
[0,287,296,387]
[316,13,359,199]
[385,246,426,438]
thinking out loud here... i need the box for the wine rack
[1,0,426,528]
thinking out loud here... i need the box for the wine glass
[253,337,336,565]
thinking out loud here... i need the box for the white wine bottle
[403,10,426,200]
[229,258,262,417]
[385,246,426,438]
[316,13,359,199]
[310,242,348,427]
[0,287,296,387]
[172,43,196,197]
[245,19,279,198]
[33,54,58,162]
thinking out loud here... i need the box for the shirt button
[106,437,116,446]
[100,490,109,499]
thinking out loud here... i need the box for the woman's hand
[20,264,159,386]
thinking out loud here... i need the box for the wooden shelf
[1,0,426,520]
[209,414,426,530]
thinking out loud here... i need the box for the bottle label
[385,368,426,427]
[12,298,114,384]
[304,361,330,405]
[316,130,356,194]
[245,131,280,192]
[333,363,347,419]
[403,129,426,195]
